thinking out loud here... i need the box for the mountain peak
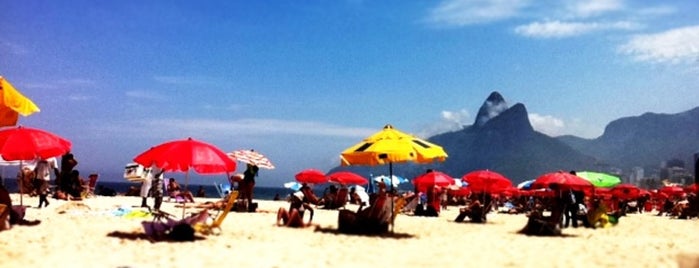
[475,91,508,127]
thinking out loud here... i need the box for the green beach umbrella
[576,171,621,188]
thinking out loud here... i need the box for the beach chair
[81,173,99,198]
[0,204,8,230]
[334,187,349,209]
[193,190,238,235]
[391,196,407,225]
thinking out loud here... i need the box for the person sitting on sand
[318,185,338,209]
[167,178,195,202]
[277,191,314,228]
[0,183,41,231]
[455,199,485,223]
[142,209,210,241]
[519,183,566,236]
[337,182,397,235]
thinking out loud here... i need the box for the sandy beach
[1,194,698,268]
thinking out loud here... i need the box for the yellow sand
[1,194,698,268]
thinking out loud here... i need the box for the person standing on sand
[59,152,78,193]
[33,157,59,208]
[151,166,164,210]
[139,165,158,209]
[242,163,259,211]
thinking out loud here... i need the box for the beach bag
[568,191,576,205]
[577,203,588,216]
[168,223,195,241]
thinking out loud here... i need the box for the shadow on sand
[313,226,415,239]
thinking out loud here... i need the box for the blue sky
[2,0,698,186]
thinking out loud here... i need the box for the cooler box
[124,163,146,182]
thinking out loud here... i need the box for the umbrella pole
[182,171,189,219]
[389,162,394,233]
[19,161,23,206]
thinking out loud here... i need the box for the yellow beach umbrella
[0,76,41,127]
[340,124,447,166]
[340,124,447,232]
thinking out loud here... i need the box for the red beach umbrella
[0,126,71,205]
[0,126,71,161]
[610,184,641,200]
[326,171,368,185]
[228,149,275,169]
[531,171,593,192]
[134,137,236,175]
[462,170,512,193]
[658,186,685,197]
[295,169,328,184]
[133,137,236,217]
[413,170,454,192]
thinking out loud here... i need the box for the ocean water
[0,178,299,201]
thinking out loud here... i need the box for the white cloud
[425,0,530,26]
[514,20,640,38]
[529,113,604,138]
[140,118,377,138]
[419,109,471,137]
[528,113,566,137]
[68,94,92,101]
[618,25,699,65]
[1,42,29,55]
[153,75,226,87]
[567,0,624,18]
[22,78,97,90]
[125,90,167,101]
[635,5,676,16]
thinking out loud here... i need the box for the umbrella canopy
[340,124,447,166]
[0,126,71,161]
[517,179,535,190]
[659,185,685,197]
[372,175,409,188]
[576,171,621,188]
[531,171,594,191]
[133,137,236,218]
[610,184,641,200]
[284,181,303,191]
[461,170,512,193]
[0,76,41,127]
[0,126,71,206]
[227,149,275,169]
[133,137,236,174]
[412,171,454,192]
[339,124,447,232]
[326,171,368,185]
[294,169,328,184]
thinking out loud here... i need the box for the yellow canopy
[340,124,447,166]
[0,76,40,127]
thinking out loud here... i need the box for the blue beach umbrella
[517,179,535,190]
[283,181,303,191]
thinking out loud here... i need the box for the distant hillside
[559,107,699,172]
[429,93,597,183]
[331,92,699,185]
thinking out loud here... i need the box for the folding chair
[81,173,99,198]
[193,190,238,235]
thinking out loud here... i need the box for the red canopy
[295,169,328,184]
[326,171,368,185]
[413,171,454,192]
[0,126,72,161]
[461,170,512,193]
[133,137,236,174]
[531,171,593,192]
[610,184,641,200]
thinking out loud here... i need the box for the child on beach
[277,191,314,228]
